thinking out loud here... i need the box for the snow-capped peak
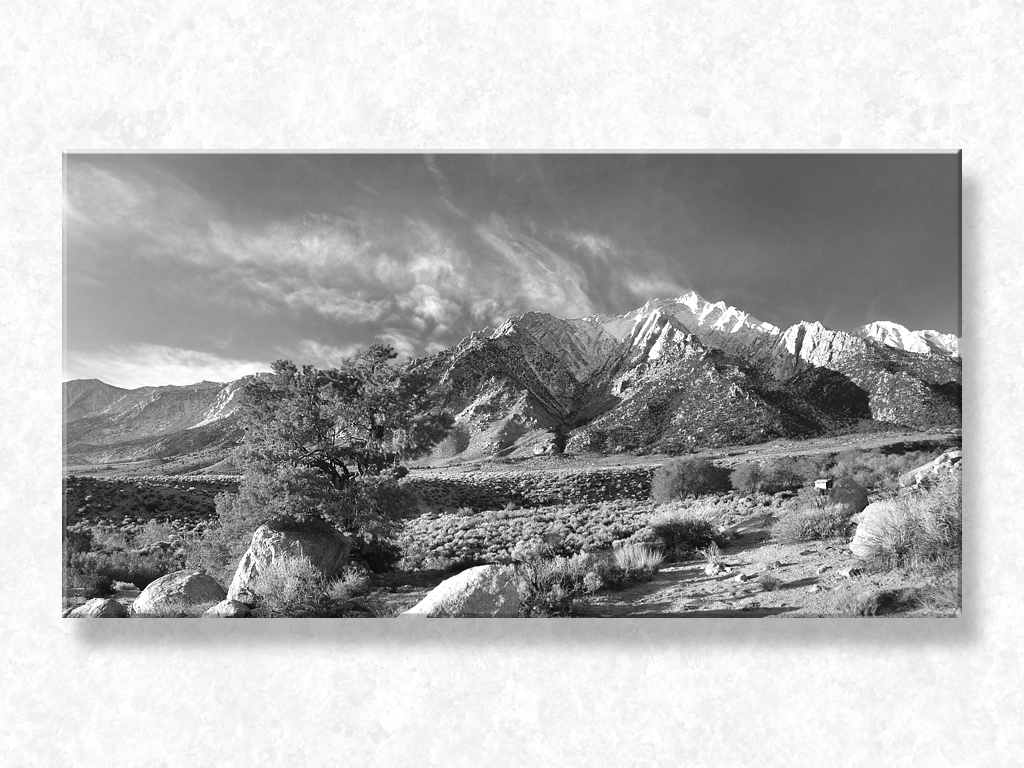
[855,321,959,357]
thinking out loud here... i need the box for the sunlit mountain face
[63,289,961,469]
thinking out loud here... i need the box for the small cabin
[814,478,834,492]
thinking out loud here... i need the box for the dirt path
[583,512,919,618]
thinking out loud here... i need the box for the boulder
[899,451,963,488]
[131,570,227,615]
[827,476,869,516]
[401,565,519,617]
[850,499,902,559]
[227,524,351,606]
[67,598,127,618]
[202,600,252,618]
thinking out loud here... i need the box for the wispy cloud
[377,329,418,360]
[423,155,467,219]
[278,284,391,324]
[289,340,362,368]
[475,215,595,319]
[561,230,616,260]
[64,154,962,373]
[624,275,689,301]
[66,157,702,371]
[65,344,268,389]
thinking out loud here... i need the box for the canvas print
[62,153,962,618]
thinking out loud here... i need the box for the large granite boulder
[202,599,252,618]
[827,476,869,517]
[401,565,520,618]
[67,598,127,618]
[131,570,227,615]
[850,500,902,558]
[227,524,351,606]
[899,450,963,488]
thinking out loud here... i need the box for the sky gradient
[64,153,961,389]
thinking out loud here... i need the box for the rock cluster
[202,600,252,618]
[849,500,901,559]
[66,598,128,618]
[227,524,351,606]
[898,450,963,487]
[131,570,227,615]
[850,451,963,558]
[401,565,520,617]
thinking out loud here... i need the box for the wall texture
[3,3,1019,766]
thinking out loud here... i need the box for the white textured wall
[2,2,1019,766]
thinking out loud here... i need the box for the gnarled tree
[200,345,452,577]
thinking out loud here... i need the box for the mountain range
[63,291,961,469]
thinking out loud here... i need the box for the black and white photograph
[9,2,1024,764]
[62,152,962,619]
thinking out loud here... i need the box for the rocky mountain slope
[411,291,961,458]
[64,290,961,468]
[63,377,251,466]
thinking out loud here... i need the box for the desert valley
[63,290,962,619]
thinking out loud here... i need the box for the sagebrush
[731,457,817,494]
[645,507,721,561]
[514,552,601,617]
[651,457,731,502]
[773,502,853,544]
[856,473,961,573]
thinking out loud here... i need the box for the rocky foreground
[64,443,961,619]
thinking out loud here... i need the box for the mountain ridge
[64,291,961,468]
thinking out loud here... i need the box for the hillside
[62,377,253,467]
[410,293,960,460]
[63,290,961,470]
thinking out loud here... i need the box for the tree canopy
[229,344,452,532]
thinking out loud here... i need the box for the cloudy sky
[64,153,960,389]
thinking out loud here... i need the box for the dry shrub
[193,476,407,587]
[514,552,602,617]
[89,528,131,551]
[732,458,809,494]
[65,557,115,598]
[836,588,916,617]
[773,501,853,544]
[249,556,335,618]
[325,567,371,603]
[730,463,763,495]
[857,474,961,573]
[184,491,267,587]
[830,448,938,492]
[698,542,725,568]
[651,457,731,502]
[914,571,961,616]
[758,573,782,592]
[131,520,178,549]
[246,558,376,618]
[646,507,721,560]
[130,599,220,618]
[398,499,653,569]
[65,549,180,596]
[608,543,664,586]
